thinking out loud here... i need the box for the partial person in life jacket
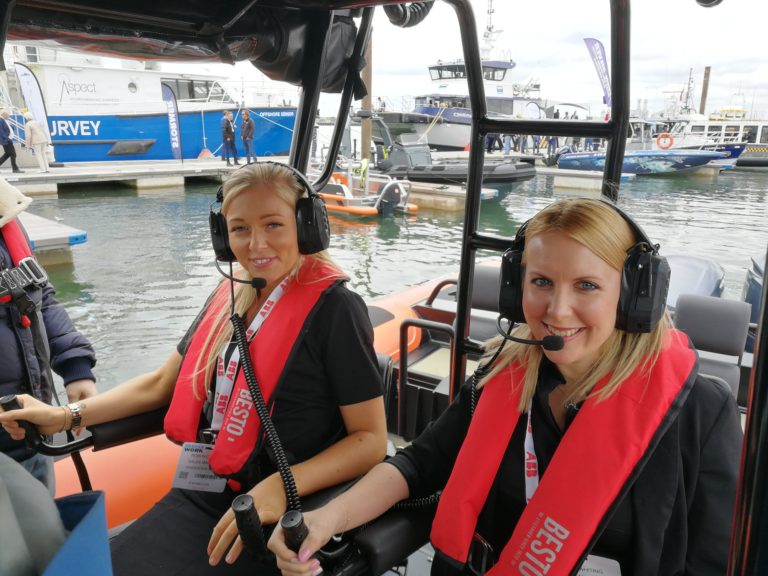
[0,178,96,496]
[268,198,742,576]
[0,162,388,576]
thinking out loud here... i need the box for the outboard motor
[377,182,403,216]
[545,145,573,167]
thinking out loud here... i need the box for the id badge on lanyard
[172,443,227,492]
[523,402,622,576]
[210,277,290,431]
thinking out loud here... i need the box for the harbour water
[26,169,768,391]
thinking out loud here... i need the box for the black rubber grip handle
[281,510,309,553]
[0,394,42,449]
[232,494,268,559]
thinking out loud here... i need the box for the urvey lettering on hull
[49,119,101,137]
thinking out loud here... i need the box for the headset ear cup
[296,196,331,255]
[616,248,670,333]
[499,247,526,324]
[209,209,236,262]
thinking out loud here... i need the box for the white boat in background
[0,44,299,162]
[379,0,587,152]
[628,77,768,160]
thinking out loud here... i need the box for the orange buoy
[656,133,674,150]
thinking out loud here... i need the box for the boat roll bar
[446,0,629,412]
[0,1,765,572]
[730,252,768,574]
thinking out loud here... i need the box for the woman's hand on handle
[0,394,65,437]
[268,507,344,576]
[207,472,288,566]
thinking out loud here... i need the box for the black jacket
[0,224,96,461]
[390,362,741,576]
[241,117,255,141]
[221,116,234,140]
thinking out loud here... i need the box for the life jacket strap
[0,257,48,314]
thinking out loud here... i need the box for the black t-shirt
[178,282,383,482]
[389,359,633,573]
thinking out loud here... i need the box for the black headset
[209,161,331,262]
[499,200,671,333]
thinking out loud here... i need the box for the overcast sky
[166,0,766,121]
[353,0,768,119]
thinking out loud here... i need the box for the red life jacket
[164,257,345,477]
[431,329,696,576]
[1,219,33,264]
[1,219,34,311]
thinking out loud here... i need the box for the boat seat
[673,294,751,400]
[0,453,67,575]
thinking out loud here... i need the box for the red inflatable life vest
[164,257,344,477]
[431,329,696,576]
[1,219,33,265]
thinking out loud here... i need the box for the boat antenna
[480,0,501,60]
[485,0,494,37]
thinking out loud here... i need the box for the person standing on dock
[0,178,97,494]
[0,111,23,174]
[23,112,51,173]
[221,110,239,167]
[240,109,256,164]
[547,134,559,157]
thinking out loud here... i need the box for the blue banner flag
[161,83,183,160]
[583,38,612,107]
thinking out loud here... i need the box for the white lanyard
[210,276,291,430]
[523,399,539,503]
[522,399,622,575]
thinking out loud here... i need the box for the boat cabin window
[707,126,724,139]
[162,78,234,103]
[482,66,507,81]
[725,125,740,140]
[742,126,758,143]
[207,83,231,103]
[25,46,39,63]
[429,64,466,80]
[416,96,468,109]
[690,125,706,135]
[760,126,768,144]
[177,80,194,100]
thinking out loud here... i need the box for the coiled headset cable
[230,311,302,513]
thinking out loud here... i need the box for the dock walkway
[17,211,87,266]
[3,157,287,197]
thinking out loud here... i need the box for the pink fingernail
[298,549,312,562]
